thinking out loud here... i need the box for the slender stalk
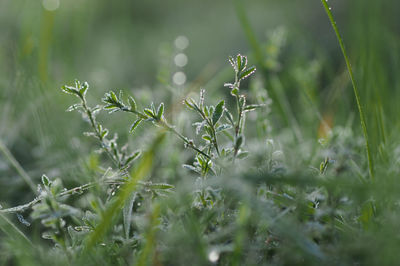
[233,94,243,160]
[0,140,37,193]
[321,0,374,179]
[0,179,125,214]
[123,109,211,159]
[191,105,220,156]
[232,75,246,161]
[80,96,120,167]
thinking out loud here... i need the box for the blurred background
[1,0,400,208]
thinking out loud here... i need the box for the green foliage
[2,1,400,264]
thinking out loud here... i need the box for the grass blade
[82,132,165,253]
[0,140,37,193]
[321,0,374,179]
[0,213,32,246]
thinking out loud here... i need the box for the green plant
[0,54,263,262]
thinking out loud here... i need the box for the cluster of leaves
[100,55,263,209]
[62,81,141,172]
[0,54,262,261]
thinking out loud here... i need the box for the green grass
[1,0,400,265]
[321,0,374,180]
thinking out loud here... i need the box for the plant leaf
[212,100,225,125]
[128,96,137,111]
[143,108,155,118]
[156,103,164,120]
[125,151,141,165]
[130,118,143,133]
[239,66,256,80]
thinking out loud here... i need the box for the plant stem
[123,109,211,159]
[80,96,120,167]
[321,0,374,180]
[233,94,243,160]
[188,103,220,156]
[0,179,125,214]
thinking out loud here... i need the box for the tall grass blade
[0,140,37,193]
[0,213,32,246]
[82,132,165,254]
[321,0,374,179]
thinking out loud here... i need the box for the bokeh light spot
[173,72,186,85]
[42,0,60,11]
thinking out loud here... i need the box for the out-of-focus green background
[1,0,400,209]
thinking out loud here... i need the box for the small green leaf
[79,82,89,97]
[156,103,164,120]
[244,104,265,112]
[239,95,246,108]
[125,151,141,165]
[202,135,212,142]
[237,151,249,159]
[128,96,137,111]
[237,54,247,72]
[66,104,82,112]
[231,88,239,96]
[101,128,109,138]
[216,124,232,132]
[204,125,213,136]
[41,175,51,188]
[212,100,224,125]
[130,118,143,133]
[237,54,242,72]
[143,108,155,118]
[235,135,244,151]
[150,102,156,114]
[110,91,118,102]
[204,106,209,117]
[144,182,174,190]
[182,164,198,172]
[239,66,256,80]
[61,85,79,96]
[103,104,117,110]
[184,98,196,110]
[228,56,237,72]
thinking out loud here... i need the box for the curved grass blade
[0,213,32,246]
[82,132,165,254]
[321,0,374,179]
[0,140,37,193]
